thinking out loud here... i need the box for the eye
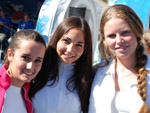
[107,34,116,39]
[76,43,84,48]
[62,39,70,44]
[121,31,130,36]
[34,58,42,63]
[22,55,30,61]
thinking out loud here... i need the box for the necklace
[115,64,136,79]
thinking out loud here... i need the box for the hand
[0,21,4,26]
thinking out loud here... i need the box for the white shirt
[89,56,150,113]
[32,61,81,113]
[2,85,27,113]
[111,91,130,113]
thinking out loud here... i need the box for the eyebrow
[37,57,44,60]
[23,54,44,59]
[77,41,84,44]
[63,37,84,44]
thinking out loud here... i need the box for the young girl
[0,30,46,113]
[29,16,93,113]
[89,4,150,113]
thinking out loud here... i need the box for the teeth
[64,54,73,58]
[24,71,34,75]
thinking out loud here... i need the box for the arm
[0,18,12,30]
[0,22,12,30]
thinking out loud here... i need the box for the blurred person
[142,30,150,55]
[17,12,34,31]
[0,9,12,50]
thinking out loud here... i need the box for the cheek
[105,38,115,49]
[77,48,84,57]
[56,42,64,53]
[36,64,42,72]
[9,61,24,74]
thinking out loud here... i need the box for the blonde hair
[142,30,150,55]
[99,4,149,112]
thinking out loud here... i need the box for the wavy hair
[99,4,149,112]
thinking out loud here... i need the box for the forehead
[16,39,39,50]
[14,39,45,56]
[63,28,84,40]
[104,18,130,32]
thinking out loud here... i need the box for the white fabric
[32,61,81,113]
[111,91,130,113]
[89,56,150,113]
[0,33,6,42]
[2,85,27,113]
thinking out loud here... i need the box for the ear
[147,47,150,55]
[7,49,14,61]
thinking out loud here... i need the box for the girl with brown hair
[0,30,46,113]
[29,16,93,113]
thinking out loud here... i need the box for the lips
[116,45,128,50]
[63,52,75,58]
[23,71,34,76]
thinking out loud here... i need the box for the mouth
[23,71,35,76]
[63,53,74,58]
[116,45,128,50]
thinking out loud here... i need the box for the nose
[67,43,75,52]
[116,34,123,44]
[26,62,33,69]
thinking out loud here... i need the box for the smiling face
[7,39,45,87]
[56,28,85,64]
[104,18,137,60]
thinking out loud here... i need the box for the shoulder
[19,20,25,23]
[29,20,33,23]
[4,17,11,21]
[28,20,34,24]
[95,59,114,76]
[145,55,150,70]
[92,59,115,86]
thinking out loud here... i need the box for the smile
[24,71,34,75]
[64,53,74,58]
[116,45,128,50]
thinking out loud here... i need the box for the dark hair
[99,4,148,112]
[3,29,46,64]
[29,16,93,113]
[0,8,6,13]
[24,12,30,17]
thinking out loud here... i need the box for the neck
[116,58,136,69]
[116,52,136,69]
[115,56,137,78]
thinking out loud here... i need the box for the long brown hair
[99,4,149,112]
[29,16,93,113]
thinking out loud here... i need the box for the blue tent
[109,0,150,29]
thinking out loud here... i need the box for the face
[56,28,85,64]
[0,11,5,18]
[146,45,150,55]
[104,18,137,60]
[24,15,29,21]
[7,39,45,87]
